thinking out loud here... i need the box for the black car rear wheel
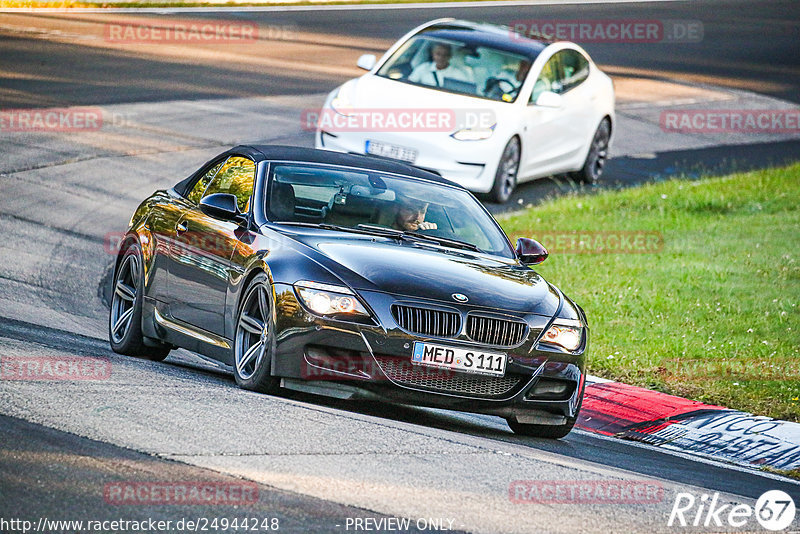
[109,243,170,361]
[234,274,280,393]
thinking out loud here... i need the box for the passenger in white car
[484,59,531,100]
[408,43,473,87]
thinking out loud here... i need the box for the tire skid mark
[0,315,108,355]
[0,210,105,245]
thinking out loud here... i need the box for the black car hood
[287,231,560,315]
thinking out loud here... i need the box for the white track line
[586,374,614,384]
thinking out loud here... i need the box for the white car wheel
[490,138,521,204]
[570,119,610,185]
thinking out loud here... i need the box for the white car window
[559,50,590,92]
[530,54,563,104]
[378,35,534,103]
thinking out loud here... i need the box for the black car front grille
[374,356,523,398]
[466,315,528,347]
[391,304,461,338]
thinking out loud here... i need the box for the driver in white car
[408,43,472,87]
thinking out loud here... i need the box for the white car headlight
[450,125,496,141]
[538,318,583,352]
[330,89,356,117]
[294,281,370,318]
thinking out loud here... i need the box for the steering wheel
[484,77,519,99]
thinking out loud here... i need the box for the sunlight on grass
[501,164,800,421]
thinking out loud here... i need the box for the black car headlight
[294,280,370,319]
[537,319,583,352]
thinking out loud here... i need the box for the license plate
[412,341,506,377]
[366,140,418,163]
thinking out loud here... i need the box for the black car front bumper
[272,284,587,423]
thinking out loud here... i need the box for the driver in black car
[392,193,438,231]
[484,59,531,100]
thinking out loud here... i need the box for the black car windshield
[266,164,515,259]
[376,32,534,103]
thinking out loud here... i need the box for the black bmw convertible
[109,146,588,438]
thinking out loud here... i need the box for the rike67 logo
[669,490,796,531]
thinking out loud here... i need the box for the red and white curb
[577,376,800,472]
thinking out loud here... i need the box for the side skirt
[142,298,234,365]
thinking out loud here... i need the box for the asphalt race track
[2,0,798,105]
[2,0,799,211]
[1,1,800,532]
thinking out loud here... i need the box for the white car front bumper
[316,127,503,194]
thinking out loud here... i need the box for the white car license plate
[366,140,417,163]
[412,341,506,377]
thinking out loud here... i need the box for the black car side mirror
[516,238,548,265]
[200,193,240,221]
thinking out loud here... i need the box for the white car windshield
[376,34,534,103]
[266,164,516,258]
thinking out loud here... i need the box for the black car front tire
[109,243,170,361]
[233,274,280,393]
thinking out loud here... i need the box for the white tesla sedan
[314,19,615,203]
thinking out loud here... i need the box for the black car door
[167,155,256,337]
[148,159,225,305]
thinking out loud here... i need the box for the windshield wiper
[273,222,480,252]
[404,231,481,252]
[356,224,480,252]
[274,221,345,230]
[355,224,405,237]
[273,221,397,237]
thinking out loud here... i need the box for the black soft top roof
[174,145,461,196]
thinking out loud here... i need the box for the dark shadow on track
[271,389,800,500]
[486,140,800,215]
[3,316,797,503]
[0,414,446,533]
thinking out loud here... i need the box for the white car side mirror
[357,54,377,71]
[535,91,563,108]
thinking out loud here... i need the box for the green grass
[500,164,800,421]
[762,466,800,481]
